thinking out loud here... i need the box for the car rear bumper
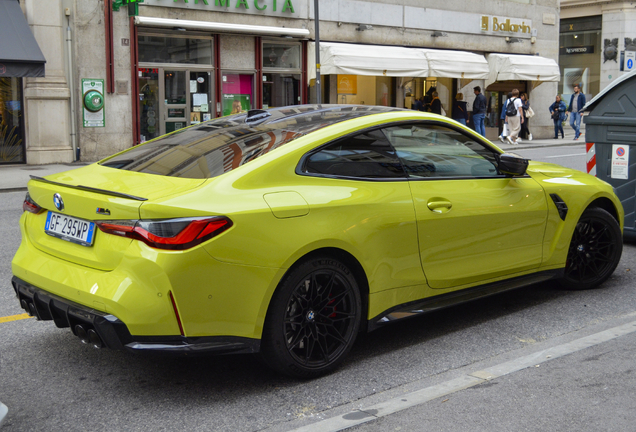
[12,276,260,355]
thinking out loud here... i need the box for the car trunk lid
[25,165,206,271]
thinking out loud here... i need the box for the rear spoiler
[29,176,148,201]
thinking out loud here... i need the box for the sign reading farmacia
[142,0,298,14]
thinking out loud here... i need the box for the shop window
[263,73,300,109]
[262,41,302,108]
[0,77,25,164]
[138,36,213,65]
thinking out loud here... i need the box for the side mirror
[496,153,529,177]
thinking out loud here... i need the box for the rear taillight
[23,193,44,214]
[96,216,232,250]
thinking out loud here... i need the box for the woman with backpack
[505,89,524,145]
[549,95,567,139]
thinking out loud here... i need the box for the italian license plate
[45,212,96,247]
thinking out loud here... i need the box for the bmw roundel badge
[53,193,64,211]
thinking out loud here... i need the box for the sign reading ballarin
[481,15,532,35]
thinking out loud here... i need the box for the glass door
[163,70,188,135]
[189,71,212,124]
[138,68,160,142]
[221,73,254,116]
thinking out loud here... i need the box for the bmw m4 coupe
[12,105,623,378]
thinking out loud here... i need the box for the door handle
[427,199,452,214]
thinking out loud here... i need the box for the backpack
[505,98,518,117]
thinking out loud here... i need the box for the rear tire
[558,207,622,290]
[261,255,362,378]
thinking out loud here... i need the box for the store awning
[308,42,429,81]
[307,42,489,83]
[486,53,560,88]
[0,0,46,77]
[134,16,310,38]
[422,49,489,80]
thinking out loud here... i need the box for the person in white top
[505,88,524,145]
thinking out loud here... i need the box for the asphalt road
[1,153,635,431]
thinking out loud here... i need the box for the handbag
[526,106,535,118]
[551,111,560,120]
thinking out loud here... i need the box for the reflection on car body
[11,105,624,378]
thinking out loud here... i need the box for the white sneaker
[517,138,523,143]
[506,136,515,145]
[498,135,505,143]
[528,133,533,141]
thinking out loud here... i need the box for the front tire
[261,256,362,378]
[559,207,622,290]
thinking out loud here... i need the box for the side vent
[550,194,568,221]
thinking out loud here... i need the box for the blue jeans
[455,118,466,126]
[553,119,564,138]
[569,112,582,138]
[473,113,486,137]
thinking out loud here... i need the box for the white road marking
[283,319,636,432]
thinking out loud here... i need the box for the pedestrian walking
[452,93,469,125]
[505,88,524,145]
[413,96,423,111]
[567,84,586,140]
[430,91,442,115]
[519,92,533,141]
[498,92,512,143]
[472,86,487,137]
[549,95,567,139]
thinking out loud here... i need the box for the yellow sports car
[12,105,623,378]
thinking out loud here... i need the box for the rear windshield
[100,105,401,179]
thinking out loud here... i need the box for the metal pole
[313,0,321,104]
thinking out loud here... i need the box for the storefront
[131,15,308,143]
[15,0,560,163]
[558,16,602,103]
[0,0,46,165]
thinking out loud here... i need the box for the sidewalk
[0,125,585,193]
[0,162,87,193]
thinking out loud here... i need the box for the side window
[303,129,406,179]
[382,124,500,179]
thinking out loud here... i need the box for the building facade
[4,0,561,164]
[560,0,636,105]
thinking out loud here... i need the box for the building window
[262,41,302,108]
[138,35,213,65]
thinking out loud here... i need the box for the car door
[382,123,548,290]
[299,128,426,293]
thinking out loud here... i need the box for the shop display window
[0,77,25,164]
[262,41,302,108]
[263,73,300,109]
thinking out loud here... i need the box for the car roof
[100,105,406,178]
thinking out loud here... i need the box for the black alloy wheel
[559,207,622,290]
[261,256,362,378]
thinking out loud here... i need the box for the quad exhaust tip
[74,325,104,349]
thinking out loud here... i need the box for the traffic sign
[625,51,635,72]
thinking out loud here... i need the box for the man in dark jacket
[472,86,487,137]
[567,84,586,140]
